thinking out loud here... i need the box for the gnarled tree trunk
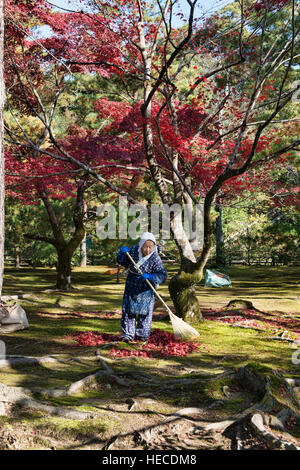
[56,247,73,291]
[167,197,217,322]
[80,199,87,267]
[53,182,87,290]
[215,203,226,267]
[0,0,4,300]
[168,268,202,323]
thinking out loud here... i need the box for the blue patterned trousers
[121,310,153,341]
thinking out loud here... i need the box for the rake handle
[125,251,173,317]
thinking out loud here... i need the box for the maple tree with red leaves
[3,0,299,312]
[3,0,141,289]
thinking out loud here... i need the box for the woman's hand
[119,246,129,253]
[140,273,155,282]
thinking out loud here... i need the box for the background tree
[5,155,95,290]
[4,0,300,316]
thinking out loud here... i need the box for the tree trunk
[168,215,203,322]
[15,246,20,268]
[55,222,85,291]
[80,233,87,267]
[0,1,5,300]
[168,199,217,322]
[56,248,72,291]
[37,182,88,290]
[168,269,203,323]
[215,204,226,267]
[80,199,87,267]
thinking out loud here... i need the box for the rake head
[169,311,200,341]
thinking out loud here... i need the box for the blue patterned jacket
[117,245,167,316]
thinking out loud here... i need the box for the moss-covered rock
[226,299,256,310]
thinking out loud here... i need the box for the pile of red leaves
[67,328,201,358]
[110,329,201,359]
[202,308,300,339]
[117,329,201,358]
[67,331,120,347]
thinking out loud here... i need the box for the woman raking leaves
[116,232,167,342]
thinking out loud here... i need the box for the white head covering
[137,232,157,267]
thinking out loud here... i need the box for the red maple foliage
[5,0,298,207]
[67,328,202,358]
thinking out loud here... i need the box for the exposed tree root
[0,355,63,369]
[99,364,300,450]
[0,382,98,420]
[223,411,300,450]
[220,365,300,450]
[1,361,299,450]
[101,407,202,450]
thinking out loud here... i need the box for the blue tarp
[204,269,232,287]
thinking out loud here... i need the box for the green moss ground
[1,264,300,381]
[0,264,299,449]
